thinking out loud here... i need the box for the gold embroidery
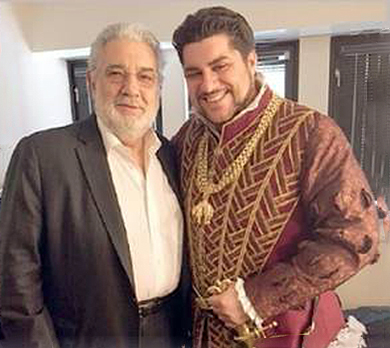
[180,96,317,348]
[191,95,283,226]
[236,109,314,277]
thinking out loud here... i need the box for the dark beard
[234,74,259,116]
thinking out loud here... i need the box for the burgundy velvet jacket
[173,85,379,348]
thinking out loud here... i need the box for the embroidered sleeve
[244,113,380,319]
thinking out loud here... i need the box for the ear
[86,70,96,96]
[247,49,257,74]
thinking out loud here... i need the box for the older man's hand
[207,283,249,328]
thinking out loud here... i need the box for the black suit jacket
[0,116,190,348]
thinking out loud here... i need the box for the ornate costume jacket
[173,86,379,348]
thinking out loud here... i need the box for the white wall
[299,36,331,114]
[0,3,31,151]
[337,240,390,309]
[0,3,72,188]
[161,46,188,138]
[11,1,387,51]
[25,52,72,133]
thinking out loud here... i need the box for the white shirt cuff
[235,277,264,329]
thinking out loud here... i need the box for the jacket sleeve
[0,137,60,348]
[244,114,380,319]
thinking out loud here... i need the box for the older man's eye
[108,70,122,76]
[139,73,157,84]
[107,70,125,82]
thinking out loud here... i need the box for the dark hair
[172,6,255,64]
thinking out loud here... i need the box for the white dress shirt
[97,118,183,301]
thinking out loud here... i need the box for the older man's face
[88,39,160,145]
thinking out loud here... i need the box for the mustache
[114,98,142,108]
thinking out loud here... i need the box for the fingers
[207,289,248,328]
[208,301,236,327]
[207,295,228,325]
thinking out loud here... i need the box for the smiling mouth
[201,90,228,104]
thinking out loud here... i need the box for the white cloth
[326,316,367,348]
[97,118,183,301]
[235,277,264,328]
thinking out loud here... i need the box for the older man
[172,6,379,348]
[0,23,189,348]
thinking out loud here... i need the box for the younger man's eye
[185,71,201,79]
[214,63,228,72]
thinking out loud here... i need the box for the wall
[11,0,387,51]
[0,2,31,164]
[161,46,188,138]
[0,3,72,188]
[299,36,331,114]
[337,239,390,309]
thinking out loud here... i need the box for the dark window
[255,40,299,100]
[67,59,163,133]
[329,33,390,198]
[67,59,92,122]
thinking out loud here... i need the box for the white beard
[94,98,158,146]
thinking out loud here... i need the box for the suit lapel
[74,116,136,293]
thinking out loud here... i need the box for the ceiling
[1,0,382,3]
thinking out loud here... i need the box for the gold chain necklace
[192,95,282,226]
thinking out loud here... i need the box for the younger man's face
[182,33,256,124]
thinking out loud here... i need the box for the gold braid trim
[235,108,314,277]
[192,95,283,226]
[180,96,317,348]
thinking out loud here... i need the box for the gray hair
[88,22,164,81]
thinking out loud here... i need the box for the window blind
[329,33,390,198]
